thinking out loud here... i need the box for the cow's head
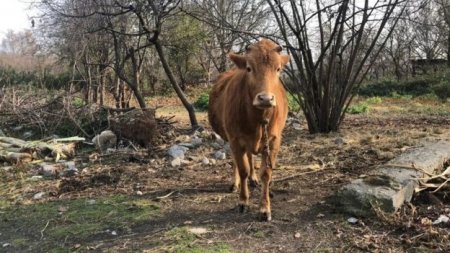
[229,39,290,109]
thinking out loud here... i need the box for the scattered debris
[188,227,208,235]
[432,215,449,225]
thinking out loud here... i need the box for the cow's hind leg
[230,164,240,192]
[230,141,251,212]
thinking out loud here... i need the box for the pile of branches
[0,88,108,139]
[0,136,84,164]
[417,166,450,193]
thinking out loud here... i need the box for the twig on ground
[40,220,50,240]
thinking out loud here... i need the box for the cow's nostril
[258,95,265,101]
[270,96,275,101]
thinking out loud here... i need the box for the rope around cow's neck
[262,119,272,170]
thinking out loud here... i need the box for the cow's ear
[229,53,247,69]
[281,54,290,66]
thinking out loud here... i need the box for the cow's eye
[247,67,251,72]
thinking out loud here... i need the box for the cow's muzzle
[253,92,276,108]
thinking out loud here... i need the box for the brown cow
[208,39,290,221]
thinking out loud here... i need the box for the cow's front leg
[230,141,250,212]
[248,153,259,188]
[259,137,280,221]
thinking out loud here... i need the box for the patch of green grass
[365,96,382,104]
[164,227,231,253]
[0,195,160,251]
[346,103,369,114]
[390,91,412,100]
[253,230,265,238]
[72,96,85,107]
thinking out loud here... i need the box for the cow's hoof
[229,184,238,193]
[238,204,250,213]
[249,179,259,188]
[259,212,272,222]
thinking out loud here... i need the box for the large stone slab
[334,140,450,217]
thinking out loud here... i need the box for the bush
[287,93,301,112]
[194,92,209,111]
[432,81,450,102]
[346,103,369,114]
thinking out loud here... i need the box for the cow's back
[208,71,235,142]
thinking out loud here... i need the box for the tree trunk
[154,40,199,129]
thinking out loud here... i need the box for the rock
[347,217,358,224]
[191,137,203,147]
[62,168,78,177]
[214,151,226,160]
[294,232,301,238]
[0,128,5,136]
[136,190,143,196]
[2,243,10,248]
[210,143,222,149]
[432,215,449,225]
[168,145,188,159]
[202,157,210,165]
[178,143,195,149]
[292,123,301,130]
[111,230,117,236]
[210,159,217,165]
[33,192,46,200]
[334,137,345,145]
[171,157,182,167]
[38,163,64,177]
[92,130,117,153]
[334,140,450,217]
[224,143,231,153]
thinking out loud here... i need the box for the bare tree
[187,0,272,72]
[266,0,409,133]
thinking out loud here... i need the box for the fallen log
[0,135,84,164]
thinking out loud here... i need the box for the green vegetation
[287,93,301,112]
[0,195,160,251]
[365,96,382,104]
[358,70,450,101]
[346,103,369,114]
[164,227,230,253]
[194,92,209,111]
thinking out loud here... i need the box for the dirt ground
[1,96,450,252]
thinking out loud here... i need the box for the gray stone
[92,130,117,153]
[214,151,226,160]
[178,142,195,149]
[334,140,450,217]
[171,157,182,167]
[334,137,345,145]
[33,192,46,200]
[347,217,358,224]
[0,128,5,136]
[168,145,188,159]
[29,175,43,181]
[191,137,203,147]
[224,143,231,153]
[202,157,210,165]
